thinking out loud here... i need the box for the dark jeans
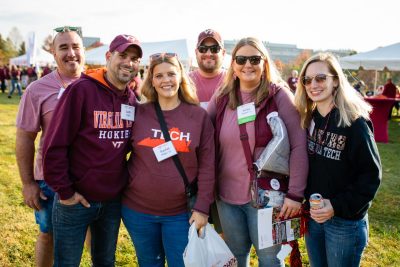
[52,194,121,267]
[305,215,368,267]
[0,80,5,93]
[8,79,22,96]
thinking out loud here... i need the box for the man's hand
[310,199,334,223]
[22,181,46,211]
[279,197,302,219]
[60,192,90,208]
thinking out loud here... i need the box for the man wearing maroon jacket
[43,34,142,266]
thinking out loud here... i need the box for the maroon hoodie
[43,68,136,201]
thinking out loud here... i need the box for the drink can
[309,193,324,210]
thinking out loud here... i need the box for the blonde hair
[141,55,199,105]
[294,52,371,128]
[218,37,286,109]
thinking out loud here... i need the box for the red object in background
[364,97,397,143]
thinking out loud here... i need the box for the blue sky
[1,0,399,52]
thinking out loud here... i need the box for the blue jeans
[217,200,283,267]
[8,79,22,96]
[305,215,368,267]
[122,205,190,267]
[52,194,121,267]
[34,180,55,233]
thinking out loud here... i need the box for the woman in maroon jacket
[207,37,308,267]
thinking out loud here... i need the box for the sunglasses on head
[234,55,263,65]
[149,52,178,63]
[198,45,221,54]
[53,26,82,37]
[301,74,337,86]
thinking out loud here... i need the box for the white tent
[85,39,196,69]
[9,48,55,67]
[340,42,400,71]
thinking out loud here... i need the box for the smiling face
[233,44,265,90]
[195,37,225,75]
[152,62,181,103]
[304,61,339,111]
[105,46,141,90]
[52,31,84,77]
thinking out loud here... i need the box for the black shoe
[8,95,11,99]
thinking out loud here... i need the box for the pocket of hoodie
[75,169,126,199]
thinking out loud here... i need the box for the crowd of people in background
[0,63,54,98]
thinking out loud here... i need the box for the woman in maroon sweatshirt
[122,53,215,267]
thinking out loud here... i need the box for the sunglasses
[149,52,178,63]
[53,26,82,37]
[198,45,221,54]
[301,74,337,86]
[234,56,263,65]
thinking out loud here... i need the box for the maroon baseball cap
[109,34,143,57]
[197,29,223,48]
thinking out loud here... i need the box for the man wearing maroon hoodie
[43,34,142,266]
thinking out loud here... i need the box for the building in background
[223,40,353,64]
[83,37,100,48]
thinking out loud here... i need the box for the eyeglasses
[234,56,263,65]
[53,26,82,37]
[198,45,221,54]
[149,52,178,63]
[301,74,337,86]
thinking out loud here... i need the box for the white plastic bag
[183,223,237,267]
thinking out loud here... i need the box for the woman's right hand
[189,211,208,230]
[310,199,334,223]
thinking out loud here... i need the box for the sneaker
[7,95,11,99]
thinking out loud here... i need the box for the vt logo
[112,141,124,148]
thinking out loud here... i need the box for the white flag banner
[26,32,37,65]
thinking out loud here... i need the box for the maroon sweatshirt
[122,102,215,216]
[43,68,136,201]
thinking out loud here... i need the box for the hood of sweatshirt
[83,68,132,100]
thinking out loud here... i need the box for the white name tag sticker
[121,104,135,121]
[237,102,256,124]
[57,87,66,99]
[153,140,177,162]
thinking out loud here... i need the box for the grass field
[0,92,399,266]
